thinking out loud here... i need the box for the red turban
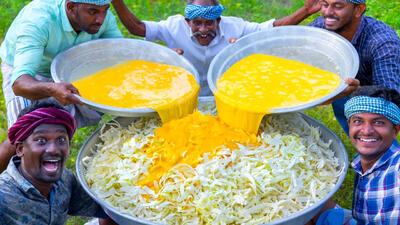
[8,107,76,145]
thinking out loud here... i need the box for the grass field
[0,0,399,224]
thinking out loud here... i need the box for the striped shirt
[309,16,400,91]
[351,141,400,224]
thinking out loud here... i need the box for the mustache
[193,31,216,38]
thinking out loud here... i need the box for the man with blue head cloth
[309,0,400,135]
[0,0,123,172]
[112,0,322,96]
[311,86,400,225]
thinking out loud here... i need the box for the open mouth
[324,17,339,26]
[42,158,61,173]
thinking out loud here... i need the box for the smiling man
[309,0,400,134]
[0,0,123,172]
[112,0,322,96]
[0,102,116,225]
[313,86,400,224]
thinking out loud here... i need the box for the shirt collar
[6,156,37,193]
[351,140,400,176]
[6,156,61,195]
[350,16,366,45]
[60,0,75,32]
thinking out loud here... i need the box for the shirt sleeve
[371,37,400,92]
[241,19,275,36]
[68,171,108,219]
[144,18,175,45]
[11,21,48,85]
[100,11,123,38]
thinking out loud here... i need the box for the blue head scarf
[346,0,366,4]
[70,0,112,6]
[344,96,400,125]
[185,4,226,20]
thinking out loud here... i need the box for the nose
[199,24,208,34]
[325,5,335,16]
[361,122,374,135]
[46,140,59,154]
[95,13,106,25]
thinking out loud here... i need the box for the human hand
[172,48,184,55]
[304,0,321,15]
[321,78,360,105]
[50,82,84,106]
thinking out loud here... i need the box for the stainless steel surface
[207,25,359,113]
[76,97,348,225]
[51,38,199,117]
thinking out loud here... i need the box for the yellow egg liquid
[215,54,341,133]
[72,60,200,123]
[137,111,258,191]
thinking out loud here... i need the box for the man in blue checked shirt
[0,0,123,172]
[309,0,400,135]
[314,86,400,225]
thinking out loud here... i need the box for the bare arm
[273,0,321,26]
[112,0,146,37]
[12,74,83,106]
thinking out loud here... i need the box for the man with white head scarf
[0,0,123,172]
[309,0,400,135]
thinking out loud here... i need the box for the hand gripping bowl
[208,25,359,113]
[76,97,348,225]
[51,38,199,117]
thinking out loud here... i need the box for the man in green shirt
[0,0,123,172]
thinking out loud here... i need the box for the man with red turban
[0,102,116,225]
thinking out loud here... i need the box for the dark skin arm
[12,74,83,106]
[112,0,145,37]
[273,0,321,26]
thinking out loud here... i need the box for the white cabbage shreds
[84,113,344,225]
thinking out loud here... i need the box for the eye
[206,20,214,26]
[352,119,362,125]
[88,9,97,15]
[36,137,47,145]
[374,120,384,125]
[58,136,67,144]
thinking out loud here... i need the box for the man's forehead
[32,124,68,135]
[351,112,389,120]
[321,0,348,4]
[192,0,216,6]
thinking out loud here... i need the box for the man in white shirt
[112,0,321,96]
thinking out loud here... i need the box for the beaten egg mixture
[72,60,200,123]
[80,54,341,193]
[215,54,341,133]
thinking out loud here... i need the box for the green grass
[0,0,399,223]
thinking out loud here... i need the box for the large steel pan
[51,38,199,117]
[208,25,359,113]
[76,97,348,225]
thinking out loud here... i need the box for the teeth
[326,18,338,22]
[360,138,377,142]
[45,160,59,163]
[201,35,207,37]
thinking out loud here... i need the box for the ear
[216,17,221,25]
[394,124,400,137]
[15,142,24,158]
[354,3,366,18]
[185,18,191,25]
[66,1,77,14]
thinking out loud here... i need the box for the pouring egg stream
[215,54,341,134]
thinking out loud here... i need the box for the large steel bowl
[76,97,348,225]
[208,25,359,113]
[51,38,199,117]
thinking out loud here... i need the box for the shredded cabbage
[84,109,344,224]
